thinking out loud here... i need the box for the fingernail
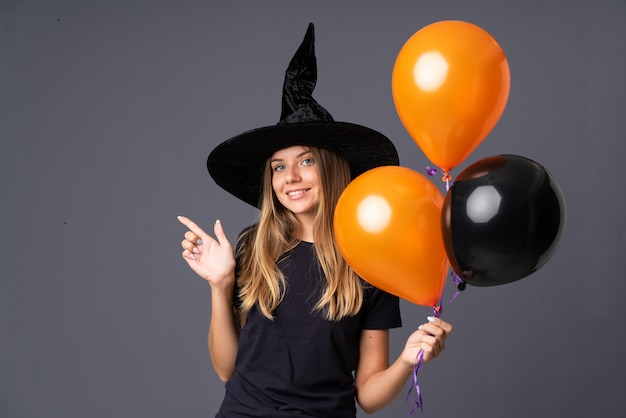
[418,325,424,330]
[197,239,203,245]
[189,254,196,260]
[192,247,200,254]
[427,316,436,323]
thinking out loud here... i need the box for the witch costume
[208,23,402,418]
[207,23,399,207]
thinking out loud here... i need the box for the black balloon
[441,155,566,287]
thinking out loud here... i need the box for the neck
[295,215,315,243]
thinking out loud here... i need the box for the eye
[301,157,314,167]
[272,164,286,172]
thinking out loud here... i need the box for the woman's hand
[177,216,236,289]
[401,317,453,367]
[354,318,453,413]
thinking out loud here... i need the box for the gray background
[2,0,625,417]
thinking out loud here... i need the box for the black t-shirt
[216,241,402,417]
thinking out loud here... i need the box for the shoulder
[361,284,402,330]
[237,223,258,242]
[234,224,258,254]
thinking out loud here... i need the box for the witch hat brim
[207,23,399,208]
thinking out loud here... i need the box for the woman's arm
[354,317,452,414]
[178,216,240,381]
[207,283,242,381]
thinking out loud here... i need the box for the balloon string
[435,261,465,318]
[448,271,466,304]
[406,264,465,415]
[411,167,463,415]
[442,171,452,190]
[405,349,425,415]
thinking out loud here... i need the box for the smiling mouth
[287,189,309,197]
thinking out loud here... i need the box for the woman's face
[270,145,321,223]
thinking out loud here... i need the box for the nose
[285,165,301,183]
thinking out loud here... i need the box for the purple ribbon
[405,262,466,415]
[405,349,425,415]
[425,166,453,191]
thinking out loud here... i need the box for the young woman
[178,24,452,417]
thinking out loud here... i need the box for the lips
[286,189,310,198]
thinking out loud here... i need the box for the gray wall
[2,0,625,417]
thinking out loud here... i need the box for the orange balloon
[392,20,510,173]
[334,166,447,307]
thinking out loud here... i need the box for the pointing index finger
[177,216,209,239]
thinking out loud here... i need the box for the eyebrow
[270,149,312,164]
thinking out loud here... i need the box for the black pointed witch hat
[207,23,399,207]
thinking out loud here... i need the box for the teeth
[288,190,305,196]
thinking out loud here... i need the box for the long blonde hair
[236,147,363,321]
